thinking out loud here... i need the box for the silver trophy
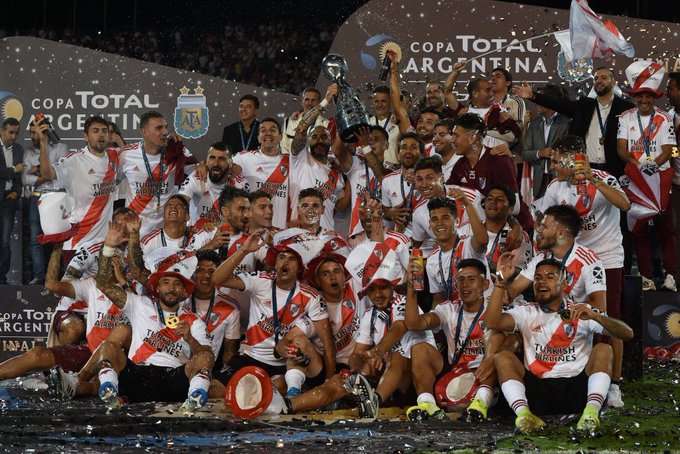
[322,53,370,143]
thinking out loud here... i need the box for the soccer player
[140,195,215,254]
[118,111,200,236]
[488,259,633,433]
[179,142,245,226]
[211,233,330,389]
[93,227,215,411]
[233,117,290,229]
[289,124,348,231]
[432,120,461,182]
[405,258,500,421]
[425,197,487,305]
[536,135,630,404]
[276,253,363,396]
[382,132,424,232]
[281,87,331,155]
[37,116,119,253]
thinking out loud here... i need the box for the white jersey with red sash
[124,293,210,368]
[71,278,127,352]
[233,150,290,229]
[617,107,676,231]
[356,293,435,359]
[432,300,487,368]
[179,171,246,225]
[534,169,624,269]
[507,303,604,378]
[381,168,416,229]
[185,291,240,359]
[140,227,212,255]
[119,142,193,237]
[295,281,365,365]
[290,147,345,231]
[238,272,327,366]
[346,231,411,290]
[520,242,606,307]
[346,155,379,239]
[54,147,119,250]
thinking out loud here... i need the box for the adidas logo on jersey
[256,166,263,172]
[88,168,96,175]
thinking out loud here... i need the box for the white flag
[569,0,635,60]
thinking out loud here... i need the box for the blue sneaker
[286,387,301,398]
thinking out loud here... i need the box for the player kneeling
[405,257,501,422]
[487,259,634,434]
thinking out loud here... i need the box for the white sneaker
[641,276,656,291]
[662,274,677,292]
[607,383,624,408]
[47,367,78,399]
[263,387,288,416]
[20,376,48,391]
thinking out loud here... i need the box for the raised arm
[443,61,466,112]
[484,276,517,332]
[513,83,579,118]
[44,242,75,298]
[35,121,56,181]
[211,230,265,290]
[388,52,411,134]
[452,188,488,253]
[96,223,130,308]
[125,213,150,285]
[405,276,441,330]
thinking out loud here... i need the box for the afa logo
[0,91,24,123]
[174,86,209,139]
[360,34,403,71]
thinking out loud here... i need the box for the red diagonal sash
[128,159,175,214]
[86,303,122,352]
[574,182,598,217]
[130,313,196,364]
[259,155,289,196]
[70,149,118,247]
[244,291,310,346]
[528,319,579,377]
[335,284,357,351]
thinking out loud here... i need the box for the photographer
[23,116,67,284]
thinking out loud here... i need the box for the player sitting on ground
[276,253,364,397]
[92,224,216,413]
[405,257,501,422]
[487,259,633,434]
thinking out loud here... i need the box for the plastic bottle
[412,248,425,291]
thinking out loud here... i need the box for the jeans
[28,196,45,281]
[0,201,17,283]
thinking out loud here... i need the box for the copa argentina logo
[360,34,402,71]
[174,85,209,139]
[0,91,24,124]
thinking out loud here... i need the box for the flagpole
[464,31,562,64]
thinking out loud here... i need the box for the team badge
[288,303,300,317]
[565,271,575,287]
[342,299,355,310]
[373,248,383,260]
[563,322,576,338]
[280,165,289,177]
[174,85,209,139]
[478,177,486,190]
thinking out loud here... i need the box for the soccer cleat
[406,401,446,422]
[606,383,624,408]
[98,382,122,410]
[576,404,601,432]
[47,367,78,400]
[20,376,48,392]
[515,408,545,434]
[465,397,489,421]
[662,274,677,292]
[344,373,379,421]
[286,387,301,398]
[641,276,656,291]
[179,389,208,416]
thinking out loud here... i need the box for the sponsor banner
[0,37,298,158]
[0,286,58,362]
[323,0,680,99]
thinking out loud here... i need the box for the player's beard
[310,143,330,161]
[594,84,612,97]
[159,289,184,307]
[208,166,227,183]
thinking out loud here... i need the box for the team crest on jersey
[563,322,576,338]
[565,271,575,287]
[478,177,486,190]
[288,303,300,316]
[373,248,383,260]
[280,165,289,177]
[174,86,209,139]
[342,299,355,310]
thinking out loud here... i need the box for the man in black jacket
[513,67,633,179]
[0,117,25,284]
[221,94,260,155]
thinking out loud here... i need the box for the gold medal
[165,314,180,329]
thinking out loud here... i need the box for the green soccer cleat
[406,401,446,422]
[515,407,545,434]
[576,404,601,433]
[465,397,489,421]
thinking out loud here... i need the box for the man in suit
[0,118,25,284]
[514,67,634,179]
[221,94,260,155]
[522,84,571,199]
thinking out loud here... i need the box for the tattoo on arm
[96,252,128,308]
[128,231,150,284]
